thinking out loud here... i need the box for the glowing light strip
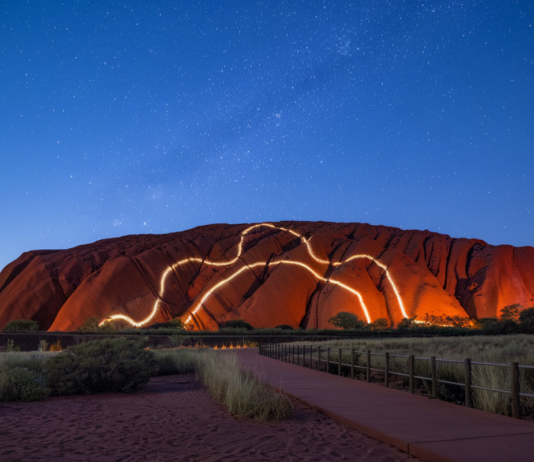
[334,255,408,319]
[183,258,371,324]
[99,223,406,328]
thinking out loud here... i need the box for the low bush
[519,307,534,334]
[44,338,158,395]
[0,352,53,402]
[219,320,255,330]
[275,324,294,330]
[147,318,184,330]
[0,367,50,402]
[3,319,39,332]
[76,316,124,333]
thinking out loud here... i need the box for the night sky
[2,1,533,271]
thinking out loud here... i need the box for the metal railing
[259,343,534,419]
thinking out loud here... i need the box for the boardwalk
[235,349,534,462]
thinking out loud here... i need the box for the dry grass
[197,351,293,422]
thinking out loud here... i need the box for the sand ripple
[0,374,415,461]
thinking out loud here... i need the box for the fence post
[465,358,472,408]
[409,355,415,393]
[385,352,389,388]
[512,362,520,419]
[351,349,355,379]
[327,348,330,374]
[338,349,342,376]
[431,356,437,397]
[318,347,322,371]
[310,347,314,369]
[366,350,371,383]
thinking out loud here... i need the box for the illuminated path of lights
[99,223,408,329]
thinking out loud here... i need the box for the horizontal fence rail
[259,343,534,419]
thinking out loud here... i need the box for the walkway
[235,349,534,462]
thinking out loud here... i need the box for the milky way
[2,1,533,271]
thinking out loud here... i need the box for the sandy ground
[0,374,416,462]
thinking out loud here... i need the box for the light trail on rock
[99,223,407,328]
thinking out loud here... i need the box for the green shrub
[500,304,522,321]
[478,317,519,335]
[370,318,389,330]
[44,338,158,395]
[3,319,39,332]
[397,316,418,330]
[219,320,254,330]
[148,318,184,330]
[275,324,294,330]
[519,307,534,334]
[0,352,52,402]
[328,312,364,330]
[0,367,50,402]
[76,316,121,333]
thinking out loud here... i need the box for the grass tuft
[197,351,293,422]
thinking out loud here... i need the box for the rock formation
[0,221,533,331]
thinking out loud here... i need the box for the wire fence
[259,343,534,419]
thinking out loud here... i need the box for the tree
[328,312,364,330]
[370,318,389,330]
[500,304,523,321]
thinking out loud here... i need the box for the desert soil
[0,374,416,461]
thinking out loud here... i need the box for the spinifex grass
[152,348,200,375]
[292,335,534,416]
[197,351,293,422]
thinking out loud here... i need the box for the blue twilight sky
[1,1,533,271]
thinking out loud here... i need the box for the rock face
[0,221,533,332]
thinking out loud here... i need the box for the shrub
[148,318,184,330]
[370,318,389,330]
[478,317,519,335]
[519,307,534,334]
[0,368,50,402]
[5,339,20,352]
[44,338,158,395]
[0,352,52,402]
[328,312,364,330]
[76,316,116,333]
[275,324,294,330]
[38,340,49,352]
[397,316,418,330]
[500,304,523,321]
[3,319,39,332]
[219,320,254,331]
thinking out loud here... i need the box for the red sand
[0,374,415,461]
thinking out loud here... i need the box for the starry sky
[1,0,533,271]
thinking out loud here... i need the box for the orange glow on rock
[99,223,407,329]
